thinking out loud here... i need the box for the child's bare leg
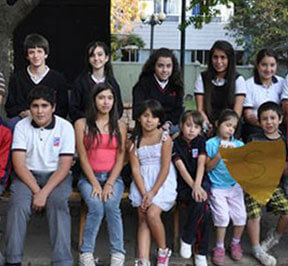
[276,214,288,235]
[137,208,151,259]
[233,225,245,239]
[247,217,261,246]
[216,227,226,245]
[146,204,166,249]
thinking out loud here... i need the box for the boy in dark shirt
[5,33,69,129]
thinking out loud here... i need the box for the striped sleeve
[0,72,5,96]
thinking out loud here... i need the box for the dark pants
[181,198,210,256]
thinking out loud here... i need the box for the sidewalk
[0,199,287,266]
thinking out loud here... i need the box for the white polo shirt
[194,74,246,95]
[280,74,288,101]
[12,115,75,172]
[244,75,284,115]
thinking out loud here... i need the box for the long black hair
[203,40,236,121]
[139,48,184,98]
[132,99,165,148]
[85,83,121,150]
[254,48,278,84]
[84,41,116,84]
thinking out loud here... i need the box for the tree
[0,0,40,81]
[111,0,140,34]
[226,0,288,63]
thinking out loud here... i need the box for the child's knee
[212,212,230,227]
[146,208,161,224]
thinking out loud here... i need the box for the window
[155,0,179,15]
[120,47,139,62]
[191,50,209,64]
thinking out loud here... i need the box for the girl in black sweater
[132,48,184,134]
[70,41,123,123]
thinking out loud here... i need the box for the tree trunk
[0,0,40,82]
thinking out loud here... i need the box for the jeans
[5,171,73,266]
[78,172,125,255]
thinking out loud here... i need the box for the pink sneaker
[212,247,225,266]
[157,248,171,266]
[230,243,243,261]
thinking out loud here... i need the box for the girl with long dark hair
[70,41,123,123]
[132,48,184,135]
[194,40,246,134]
[75,83,127,266]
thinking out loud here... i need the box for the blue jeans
[78,172,125,255]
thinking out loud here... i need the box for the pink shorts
[210,184,247,227]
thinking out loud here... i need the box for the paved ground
[0,199,287,266]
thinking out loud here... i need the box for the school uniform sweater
[69,73,123,123]
[5,69,69,118]
[132,75,184,124]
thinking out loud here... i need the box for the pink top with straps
[84,134,118,172]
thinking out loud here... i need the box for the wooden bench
[0,189,129,248]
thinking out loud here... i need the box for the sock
[231,237,241,245]
[216,242,224,249]
[158,248,167,255]
[252,244,263,254]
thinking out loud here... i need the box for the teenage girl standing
[70,41,123,123]
[194,40,246,133]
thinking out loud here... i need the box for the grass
[184,99,196,110]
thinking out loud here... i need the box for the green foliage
[226,0,288,63]
[180,0,238,30]
[111,34,145,61]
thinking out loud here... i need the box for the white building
[123,0,243,64]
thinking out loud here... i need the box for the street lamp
[140,11,166,53]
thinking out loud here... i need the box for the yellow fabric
[219,140,285,205]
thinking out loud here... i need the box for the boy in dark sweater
[5,33,69,128]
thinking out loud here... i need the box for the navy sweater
[5,69,69,118]
[132,75,184,125]
[69,73,123,123]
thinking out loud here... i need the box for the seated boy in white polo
[5,85,75,266]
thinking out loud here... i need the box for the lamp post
[140,11,166,54]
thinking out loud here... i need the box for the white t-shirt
[12,115,75,172]
[194,74,246,95]
[244,75,284,115]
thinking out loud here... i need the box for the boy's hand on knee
[33,190,48,211]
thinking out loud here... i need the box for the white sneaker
[253,250,277,266]
[194,254,208,266]
[135,258,151,266]
[180,239,192,259]
[79,252,96,266]
[261,229,279,252]
[111,252,125,266]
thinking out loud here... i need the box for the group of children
[130,99,288,266]
[0,32,288,266]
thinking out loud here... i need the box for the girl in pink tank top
[75,83,127,266]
